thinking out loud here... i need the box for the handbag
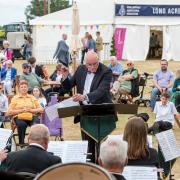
[18,112,33,121]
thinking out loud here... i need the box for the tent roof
[30,0,114,25]
[30,0,180,26]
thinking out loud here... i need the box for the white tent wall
[32,24,113,64]
[168,25,180,60]
[115,25,150,61]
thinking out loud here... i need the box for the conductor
[62,51,113,162]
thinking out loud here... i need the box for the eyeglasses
[161,64,167,66]
[23,66,29,69]
[127,63,132,66]
[86,62,98,67]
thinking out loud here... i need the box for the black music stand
[58,103,138,163]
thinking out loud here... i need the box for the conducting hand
[0,149,8,161]
[73,94,86,102]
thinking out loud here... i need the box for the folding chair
[10,116,29,150]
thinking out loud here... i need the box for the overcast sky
[0,0,86,26]
[0,0,31,25]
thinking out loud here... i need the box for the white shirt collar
[29,143,45,150]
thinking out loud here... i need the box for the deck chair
[42,95,63,140]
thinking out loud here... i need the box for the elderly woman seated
[111,60,139,103]
[7,80,44,149]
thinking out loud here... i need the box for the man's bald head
[85,51,99,73]
[28,124,50,150]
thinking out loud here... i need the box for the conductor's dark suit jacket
[62,63,113,122]
[2,145,61,174]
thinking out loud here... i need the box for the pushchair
[134,72,151,107]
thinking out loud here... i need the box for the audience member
[150,59,174,109]
[0,83,8,127]
[96,31,103,62]
[7,80,44,148]
[87,34,96,52]
[45,64,71,96]
[99,137,128,180]
[2,40,12,61]
[2,124,61,174]
[0,83,8,112]
[28,57,48,80]
[24,36,33,60]
[53,33,70,67]
[108,56,123,83]
[1,60,17,95]
[149,32,156,58]
[20,63,58,93]
[81,32,89,64]
[171,69,180,106]
[32,87,47,108]
[111,60,138,102]
[148,92,180,134]
[123,117,159,167]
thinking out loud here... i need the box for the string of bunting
[36,24,112,29]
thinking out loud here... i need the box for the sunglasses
[127,63,132,66]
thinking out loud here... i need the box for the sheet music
[0,128,12,149]
[108,134,153,148]
[48,141,88,163]
[156,129,180,162]
[45,98,79,121]
[122,166,158,180]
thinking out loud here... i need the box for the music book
[0,128,13,149]
[47,141,88,163]
[156,129,180,162]
[122,166,158,180]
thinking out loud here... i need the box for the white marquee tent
[30,0,180,63]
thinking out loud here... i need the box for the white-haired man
[99,137,128,180]
[2,124,61,174]
[1,60,17,95]
[108,56,123,83]
[111,60,139,102]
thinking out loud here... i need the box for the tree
[25,0,70,23]
[110,34,116,56]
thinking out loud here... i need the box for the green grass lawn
[13,59,180,179]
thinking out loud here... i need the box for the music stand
[58,103,138,162]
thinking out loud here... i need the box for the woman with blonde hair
[123,117,158,167]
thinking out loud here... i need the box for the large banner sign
[115,4,180,16]
[114,28,126,60]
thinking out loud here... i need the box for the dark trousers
[15,116,40,146]
[81,130,96,163]
[81,48,88,64]
[148,121,172,134]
